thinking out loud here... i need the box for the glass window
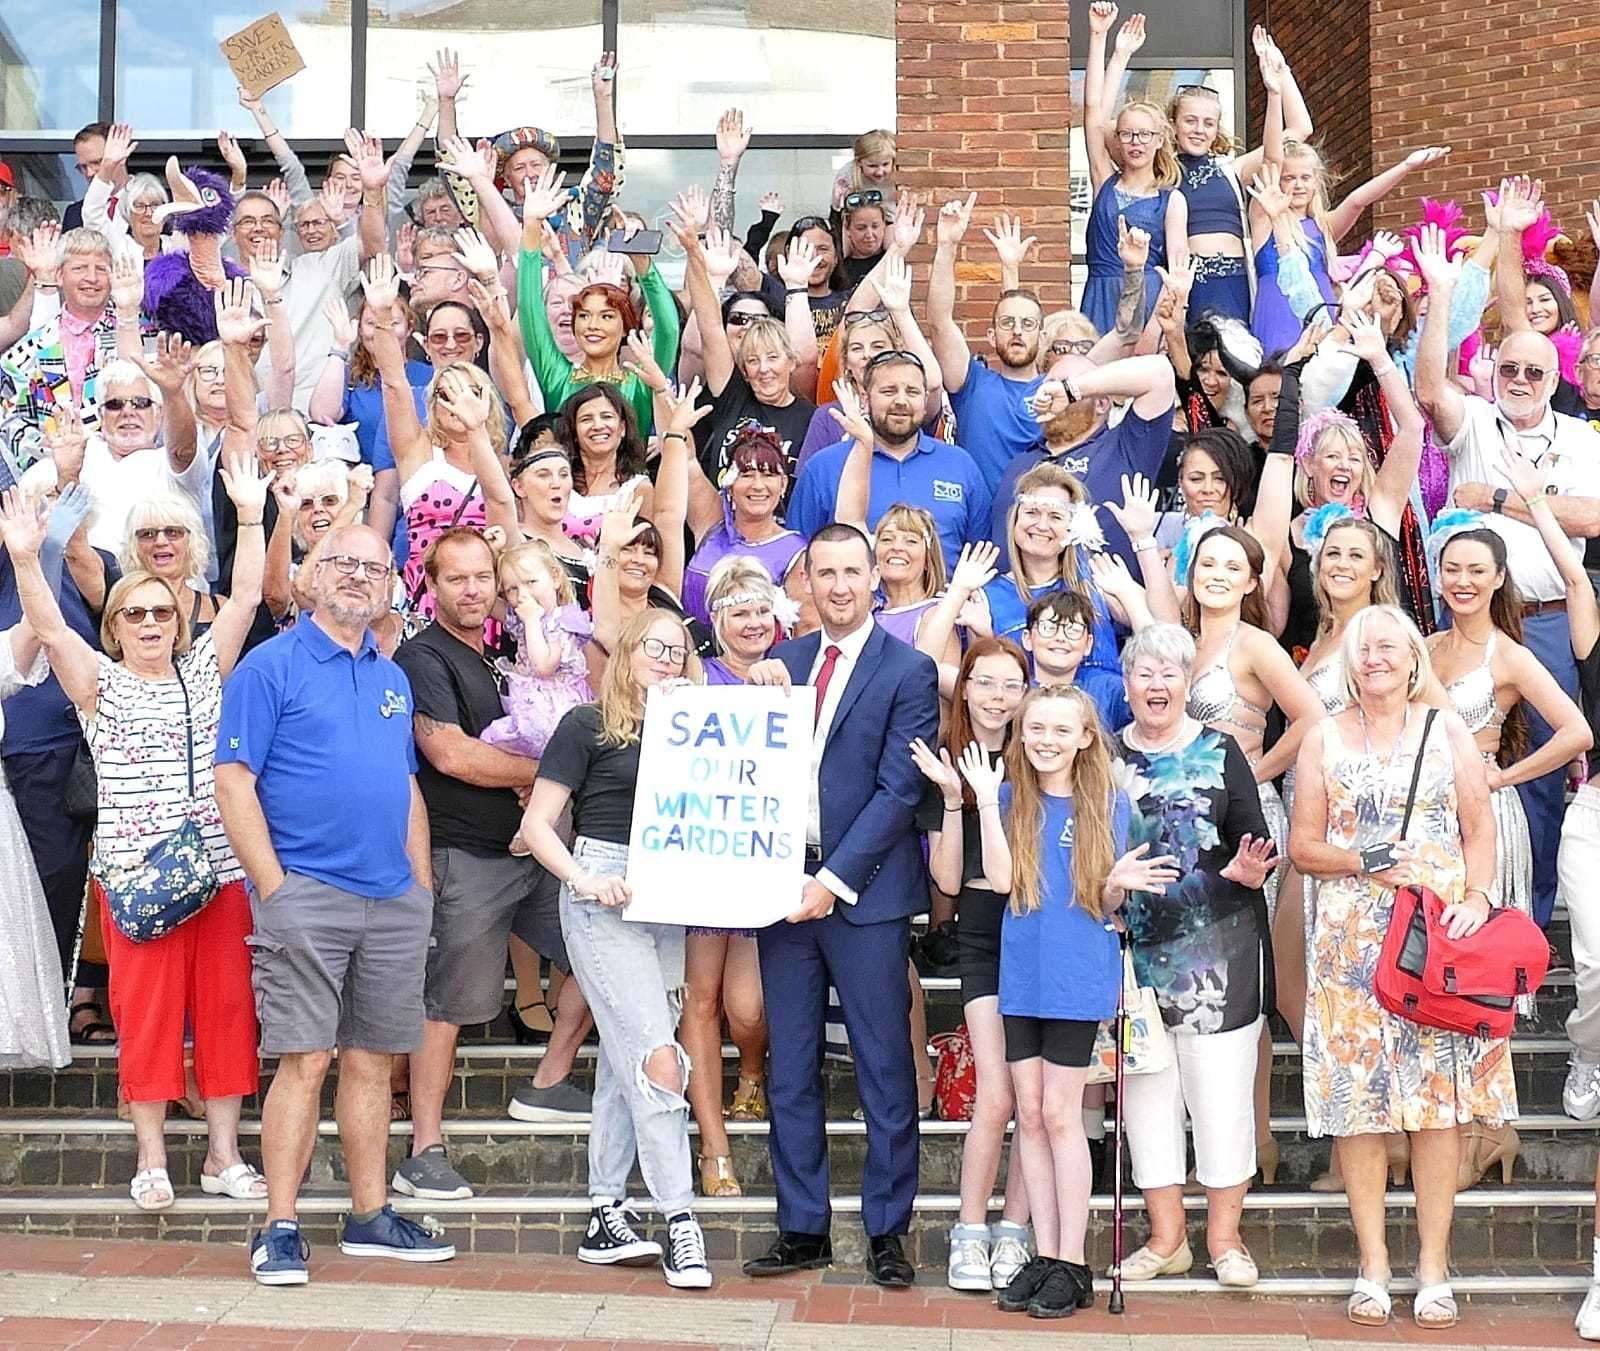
[365,1,603,139]
[618,0,893,136]
[114,0,352,137]
[0,3,101,134]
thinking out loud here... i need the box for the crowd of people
[2,0,1600,1333]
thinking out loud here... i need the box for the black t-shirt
[537,702,640,845]
[697,368,817,485]
[394,622,525,853]
[840,251,882,287]
[914,757,1001,891]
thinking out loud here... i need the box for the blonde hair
[100,572,190,661]
[121,494,210,584]
[705,555,780,646]
[596,608,703,746]
[1341,603,1434,705]
[1295,419,1376,509]
[257,406,310,454]
[427,361,509,457]
[1116,100,1181,189]
[1281,139,1341,247]
[874,503,946,602]
[1166,86,1234,156]
[1043,310,1098,346]
[1004,685,1118,919]
[736,317,796,373]
[498,538,576,607]
[185,340,226,423]
[1313,519,1399,635]
[1006,462,1091,606]
[850,129,896,189]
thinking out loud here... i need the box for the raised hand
[1088,550,1139,602]
[219,448,274,516]
[16,222,62,283]
[591,50,618,98]
[1404,146,1451,171]
[715,107,752,164]
[0,489,47,558]
[935,192,978,247]
[1247,161,1293,220]
[1339,308,1390,366]
[395,221,417,274]
[435,367,491,429]
[436,134,495,184]
[1107,471,1159,540]
[428,47,469,101]
[214,279,267,348]
[271,469,301,515]
[583,247,629,289]
[521,163,568,225]
[134,331,198,393]
[101,122,138,180]
[1088,2,1119,37]
[237,85,266,116]
[216,130,247,182]
[1369,230,1406,262]
[1154,256,1195,308]
[1113,11,1147,57]
[44,483,94,552]
[466,277,512,333]
[110,248,145,313]
[344,128,390,194]
[777,233,819,290]
[1256,28,1287,94]
[1468,341,1497,397]
[955,741,1004,807]
[702,224,742,284]
[599,479,649,554]
[948,540,1001,595]
[321,295,357,350]
[451,226,499,282]
[1107,841,1181,896]
[669,183,711,232]
[878,253,914,311]
[621,330,670,393]
[828,377,874,448]
[263,178,291,221]
[1411,221,1461,290]
[42,404,87,482]
[759,189,784,215]
[1499,439,1549,505]
[1117,216,1151,271]
[1283,319,1329,366]
[359,254,401,313]
[982,213,1039,270]
[659,378,713,439]
[317,180,348,228]
[909,737,964,801]
[247,237,285,300]
[1219,834,1280,888]
[1493,174,1543,234]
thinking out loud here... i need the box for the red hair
[571,282,640,334]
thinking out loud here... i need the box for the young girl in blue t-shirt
[959,684,1177,1320]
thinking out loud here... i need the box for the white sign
[625,684,813,928]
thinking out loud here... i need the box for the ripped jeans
[559,836,694,1216]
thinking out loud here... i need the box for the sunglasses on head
[1498,361,1549,384]
[789,215,830,236]
[727,311,762,327]
[843,189,884,211]
[863,348,926,375]
[1176,83,1220,96]
[1049,338,1094,356]
[843,307,892,328]
[134,525,188,543]
[103,396,154,412]
[118,604,176,624]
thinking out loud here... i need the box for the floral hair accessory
[1303,502,1356,560]
[709,588,773,614]
[1172,510,1224,591]
[772,591,801,630]
[1425,507,1485,583]
[1062,502,1106,553]
[1295,406,1363,466]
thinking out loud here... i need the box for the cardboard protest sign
[625,684,812,928]
[219,13,305,100]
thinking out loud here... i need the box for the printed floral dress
[1303,717,1518,1136]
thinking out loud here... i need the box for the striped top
[82,631,242,884]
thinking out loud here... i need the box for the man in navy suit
[741,522,940,1286]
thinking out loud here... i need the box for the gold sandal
[726,1076,767,1121]
[699,1154,742,1197]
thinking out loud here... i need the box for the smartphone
[1359,843,1400,873]
[607,228,662,256]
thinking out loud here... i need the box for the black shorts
[1002,1015,1099,1068]
[957,884,1006,1004]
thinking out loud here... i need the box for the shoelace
[951,1238,988,1267]
[266,1227,309,1263]
[602,1203,646,1244]
[669,1219,707,1269]
[388,1209,445,1245]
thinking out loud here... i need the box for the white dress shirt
[806,616,877,905]
[1444,395,1600,602]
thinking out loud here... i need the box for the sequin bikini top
[1305,655,1348,716]
[1443,633,1508,737]
[1187,627,1269,751]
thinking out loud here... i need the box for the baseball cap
[0,162,14,190]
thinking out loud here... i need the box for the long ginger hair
[945,637,1029,810]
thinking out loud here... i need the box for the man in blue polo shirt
[215,524,451,1287]
[787,352,990,575]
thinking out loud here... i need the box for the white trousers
[1559,784,1600,1059]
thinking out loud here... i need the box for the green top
[517,248,681,437]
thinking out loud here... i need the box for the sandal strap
[1414,1282,1456,1314]
[1349,1277,1392,1314]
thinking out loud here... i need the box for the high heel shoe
[725,1075,767,1122]
[1256,1134,1280,1186]
[1386,1133,1411,1187]
[699,1154,742,1197]
[1456,1122,1519,1189]
[506,999,554,1045]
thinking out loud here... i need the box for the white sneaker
[1565,1057,1600,1121]
[946,1224,992,1291]
[1577,1279,1600,1340]
[989,1230,1032,1289]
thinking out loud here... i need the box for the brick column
[894,0,1071,339]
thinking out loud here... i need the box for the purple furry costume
[141,159,247,345]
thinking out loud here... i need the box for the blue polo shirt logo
[932,479,964,503]
[1059,454,1090,475]
[379,689,410,719]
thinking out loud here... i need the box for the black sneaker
[1027,1260,1085,1319]
[577,1200,662,1266]
[995,1254,1056,1312]
[661,1211,713,1289]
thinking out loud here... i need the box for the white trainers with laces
[947,1223,992,1291]
[1565,1057,1600,1121]
[989,1227,1032,1290]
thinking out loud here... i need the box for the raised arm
[777,235,821,391]
[1087,220,1153,363]
[1085,4,1138,193]
[1491,175,1544,336]
[1328,147,1450,244]
[828,380,875,531]
[308,297,355,426]
[874,252,943,403]
[472,277,539,427]
[982,213,1037,295]
[437,136,523,259]
[929,192,978,395]
[107,246,145,363]
[1246,353,1307,580]
[427,48,467,150]
[648,382,712,599]
[956,745,1011,893]
[358,254,433,481]
[1410,221,1468,445]
[669,211,735,396]
[435,367,518,537]
[0,491,98,713]
[710,107,751,234]
[210,449,271,675]
[589,483,647,655]
[132,331,202,475]
[1502,441,1600,661]
[238,87,311,206]
[247,240,296,408]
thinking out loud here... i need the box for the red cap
[0,162,13,189]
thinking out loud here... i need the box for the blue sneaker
[339,1204,456,1262]
[250,1220,310,1286]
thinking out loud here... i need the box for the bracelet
[1133,537,1159,553]
[785,286,808,296]
[264,296,285,306]
[1370,361,1397,379]
[34,282,59,291]
[236,518,264,527]
[975,798,999,810]
[942,799,963,812]
[597,555,619,569]
[661,432,687,443]
[1463,886,1492,906]
[114,316,141,327]
[1524,491,1548,510]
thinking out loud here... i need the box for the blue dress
[1081,174,1172,336]
[1251,217,1336,358]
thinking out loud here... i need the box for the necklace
[1125,715,1196,756]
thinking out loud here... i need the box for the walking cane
[1108,930,1129,1315]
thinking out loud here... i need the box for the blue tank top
[1179,154,1244,238]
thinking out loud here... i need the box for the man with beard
[991,351,1177,572]
[217,524,453,1284]
[788,352,989,575]
[389,528,589,1204]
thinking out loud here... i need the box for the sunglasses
[1175,82,1220,96]
[1498,361,1549,384]
[843,189,884,211]
[318,554,389,580]
[1050,338,1095,356]
[103,396,155,412]
[118,604,176,624]
[640,637,688,664]
[863,348,926,375]
[843,307,892,328]
[726,311,762,328]
[134,525,189,543]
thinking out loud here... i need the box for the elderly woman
[0,452,272,1210]
[1290,605,1508,1331]
[121,494,219,635]
[84,170,170,261]
[1113,623,1277,1289]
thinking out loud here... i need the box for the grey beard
[320,595,385,629]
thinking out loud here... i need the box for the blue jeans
[1516,609,1578,926]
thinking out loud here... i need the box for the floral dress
[1303,716,1519,1136]
[1117,727,1271,1035]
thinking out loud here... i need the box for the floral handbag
[1087,946,1174,1084]
[95,666,218,943]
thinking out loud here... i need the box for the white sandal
[1211,1246,1259,1288]
[130,1167,174,1212]
[200,1161,267,1199]
[1347,1275,1392,1326]
[1413,1281,1458,1329]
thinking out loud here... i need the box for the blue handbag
[95,665,219,943]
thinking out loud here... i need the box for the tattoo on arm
[710,163,737,234]
[414,713,443,738]
[1113,268,1144,348]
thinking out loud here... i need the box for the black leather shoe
[866,1234,916,1287]
[742,1231,832,1277]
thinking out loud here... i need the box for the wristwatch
[1491,487,1508,514]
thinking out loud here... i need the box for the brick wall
[894,0,1070,339]
[1244,0,1374,240]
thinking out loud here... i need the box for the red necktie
[813,644,842,725]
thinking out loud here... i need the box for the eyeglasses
[726,311,762,328]
[415,262,465,276]
[1032,616,1088,640]
[295,216,333,232]
[134,525,189,543]
[235,214,281,231]
[259,434,307,451]
[130,201,161,216]
[967,676,1027,696]
[996,315,1042,333]
[863,348,926,375]
[195,364,225,382]
[1116,129,1160,145]
[118,604,176,624]
[299,494,345,511]
[640,637,688,664]
[1049,338,1094,356]
[843,189,884,211]
[1498,361,1549,384]
[1580,354,1600,370]
[318,554,389,580]
[103,396,155,412]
